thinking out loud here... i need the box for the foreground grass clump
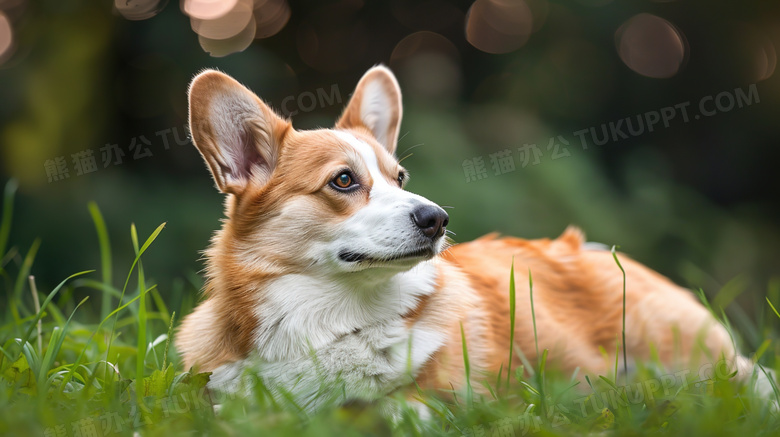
[1,178,779,436]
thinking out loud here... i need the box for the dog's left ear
[188,70,290,195]
[336,65,402,155]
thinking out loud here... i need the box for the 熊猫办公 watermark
[43,125,191,183]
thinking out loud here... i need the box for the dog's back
[407,227,740,393]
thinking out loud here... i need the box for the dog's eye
[331,172,355,190]
[397,171,407,187]
[335,173,352,188]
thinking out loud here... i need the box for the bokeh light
[0,11,13,66]
[253,0,290,39]
[616,13,687,79]
[390,31,461,102]
[199,14,256,57]
[756,38,777,81]
[190,0,253,40]
[465,0,533,54]
[182,0,238,21]
[114,0,167,21]
[180,0,290,57]
[743,26,777,81]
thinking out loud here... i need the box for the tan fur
[177,70,409,372]
[407,227,738,395]
[177,67,741,402]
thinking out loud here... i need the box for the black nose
[411,205,449,239]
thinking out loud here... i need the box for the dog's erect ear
[188,70,290,195]
[336,65,402,155]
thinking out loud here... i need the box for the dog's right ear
[188,70,290,195]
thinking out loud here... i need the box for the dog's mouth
[338,247,435,265]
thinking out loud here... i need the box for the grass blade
[88,202,113,320]
[150,288,170,326]
[507,257,516,392]
[18,270,94,355]
[754,338,771,362]
[59,285,155,395]
[460,322,473,408]
[712,275,748,312]
[117,222,165,307]
[767,297,780,320]
[10,239,41,324]
[695,288,717,319]
[131,223,149,407]
[518,380,540,396]
[496,361,503,393]
[529,269,539,364]
[611,246,628,385]
[162,311,175,370]
[0,179,17,262]
[103,222,165,379]
[538,348,548,418]
[18,340,41,390]
[28,276,42,354]
[38,297,89,394]
[758,363,780,406]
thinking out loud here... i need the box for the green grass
[1,177,779,436]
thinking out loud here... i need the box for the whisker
[398,143,425,158]
[440,205,455,209]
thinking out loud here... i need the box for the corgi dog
[176,65,756,411]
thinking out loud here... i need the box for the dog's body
[176,66,751,410]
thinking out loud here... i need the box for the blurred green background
[0,0,778,346]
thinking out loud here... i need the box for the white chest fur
[207,260,446,410]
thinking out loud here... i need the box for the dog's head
[188,66,449,277]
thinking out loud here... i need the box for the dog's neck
[233,260,440,362]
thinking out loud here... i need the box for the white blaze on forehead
[332,130,392,192]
